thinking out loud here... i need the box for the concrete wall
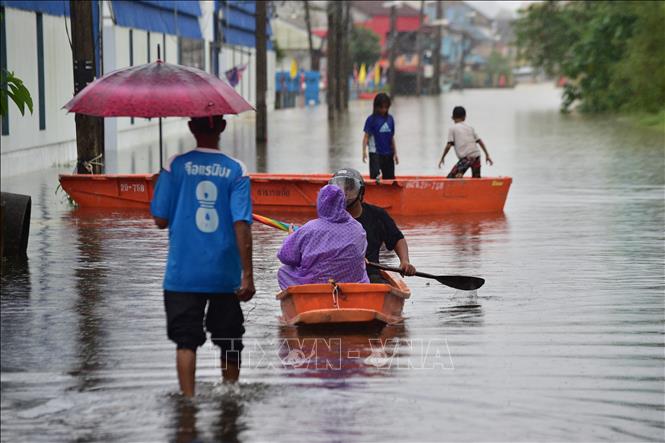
[1,8,77,177]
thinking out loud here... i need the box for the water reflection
[0,259,32,354]
[65,209,107,391]
[211,394,245,443]
[0,258,31,289]
[171,389,248,443]
[396,212,508,234]
[278,323,408,380]
[172,398,199,443]
[438,302,484,328]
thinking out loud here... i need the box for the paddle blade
[435,275,485,290]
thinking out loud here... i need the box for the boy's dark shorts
[447,156,481,178]
[369,153,395,180]
[164,290,245,365]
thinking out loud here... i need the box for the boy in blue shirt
[362,93,398,179]
[151,115,254,397]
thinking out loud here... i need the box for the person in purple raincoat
[277,185,369,289]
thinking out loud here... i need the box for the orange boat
[358,91,378,100]
[276,271,411,326]
[58,173,511,215]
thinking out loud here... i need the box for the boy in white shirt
[438,106,493,178]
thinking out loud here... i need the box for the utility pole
[326,1,336,120]
[344,2,353,109]
[70,0,104,174]
[458,33,472,90]
[303,1,319,71]
[342,2,351,109]
[431,0,442,95]
[415,0,425,96]
[334,1,344,112]
[256,0,267,142]
[388,4,397,97]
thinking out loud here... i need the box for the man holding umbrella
[63,57,258,397]
[151,115,254,397]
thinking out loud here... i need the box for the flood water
[2,84,664,442]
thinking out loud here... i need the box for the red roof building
[353,1,423,49]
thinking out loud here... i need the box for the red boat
[58,173,511,215]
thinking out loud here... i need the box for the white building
[0,0,276,177]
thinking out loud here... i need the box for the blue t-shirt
[363,113,395,155]
[150,148,252,293]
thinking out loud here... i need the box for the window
[178,37,204,70]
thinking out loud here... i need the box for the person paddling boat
[329,168,416,284]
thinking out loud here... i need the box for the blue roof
[217,0,272,49]
[112,0,202,39]
[0,1,70,16]
[141,0,201,17]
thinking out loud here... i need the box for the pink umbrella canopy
[64,61,254,117]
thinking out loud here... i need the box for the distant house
[353,0,422,52]
[272,2,324,72]
[425,1,503,88]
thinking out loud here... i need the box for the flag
[374,64,381,88]
[359,63,367,86]
[290,59,298,79]
[225,63,248,88]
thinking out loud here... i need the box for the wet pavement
[1,84,664,442]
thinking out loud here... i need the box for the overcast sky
[465,1,537,18]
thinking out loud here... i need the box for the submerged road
[2,83,664,442]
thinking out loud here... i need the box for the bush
[515,1,665,114]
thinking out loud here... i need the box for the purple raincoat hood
[317,185,351,223]
[277,184,369,289]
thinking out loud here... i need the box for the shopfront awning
[111,0,202,39]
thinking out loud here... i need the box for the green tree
[515,1,664,114]
[0,70,33,116]
[486,51,512,86]
[272,38,285,62]
[611,1,665,113]
[350,26,381,69]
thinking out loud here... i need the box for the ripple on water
[1,84,664,441]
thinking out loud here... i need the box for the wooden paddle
[366,261,485,291]
[252,213,485,290]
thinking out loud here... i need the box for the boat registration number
[120,183,146,193]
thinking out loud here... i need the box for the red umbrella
[64,60,254,117]
[63,59,254,169]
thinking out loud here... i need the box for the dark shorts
[368,269,389,284]
[369,153,395,180]
[447,156,481,178]
[164,290,245,364]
